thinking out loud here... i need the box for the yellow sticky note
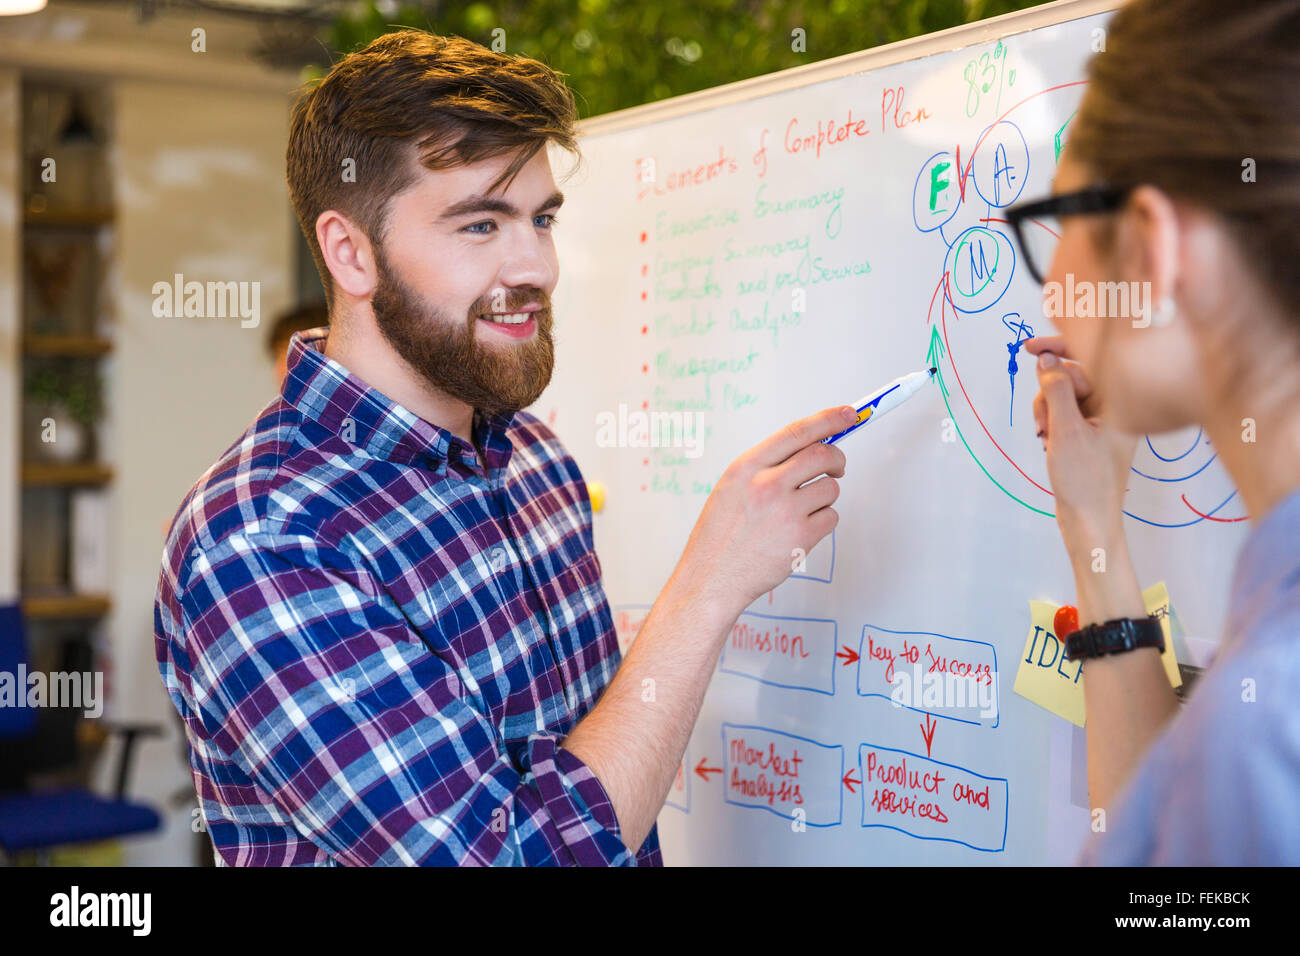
[1013,582,1181,727]
[1142,580,1182,690]
[1014,600,1087,726]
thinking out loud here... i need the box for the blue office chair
[0,603,162,863]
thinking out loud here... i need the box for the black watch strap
[1064,615,1165,661]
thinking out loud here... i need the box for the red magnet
[1054,604,1079,637]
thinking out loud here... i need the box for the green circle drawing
[952,227,1001,299]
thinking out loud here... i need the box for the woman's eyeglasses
[1004,184,1133,285]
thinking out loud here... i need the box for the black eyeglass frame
[1004,184,1133,285]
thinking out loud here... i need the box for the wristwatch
[1063,615,1165,661]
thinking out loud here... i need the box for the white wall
[108,79,294,865]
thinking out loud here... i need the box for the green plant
[24,358,103,429]
[318,0,1049,119]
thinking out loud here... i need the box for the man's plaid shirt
[154,328,661,866]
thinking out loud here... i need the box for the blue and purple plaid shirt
[154,328,661,866]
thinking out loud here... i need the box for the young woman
[1008,0,1300,863]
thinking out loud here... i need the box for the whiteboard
[537,0,1249,865]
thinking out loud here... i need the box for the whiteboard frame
[577,0,1120,138]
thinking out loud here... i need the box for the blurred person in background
[265,301,328,385]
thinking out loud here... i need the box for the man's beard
[369,241,555,420]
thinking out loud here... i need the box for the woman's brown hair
[1068,0,1300,319]
[286,30,581,311]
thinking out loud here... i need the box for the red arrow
[843,769,861,794]
[924,269,949,326]
[836,645,860,666]
[695,758,723,782]
[920,712,937,758]
[955,142,972,203]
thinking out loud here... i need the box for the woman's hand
[1024,336,1138,538]
[1024,339,1178,819]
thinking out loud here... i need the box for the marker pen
[822,367,938,444]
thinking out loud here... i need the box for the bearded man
[154,29,852,866]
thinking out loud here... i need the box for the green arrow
[926,325,949,399]
[926,322,1053,518]
[1054,109,1078,164]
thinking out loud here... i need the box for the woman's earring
[1151,295,1176,327]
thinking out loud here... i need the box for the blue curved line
[1124,489,1238,528]
[939,196,993,250]
[1131,452,1216,483]
[1145,428,1201,462]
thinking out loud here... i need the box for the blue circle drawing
[972,121,1029,208]
[943,225,1016,314]
[912,151,961,234]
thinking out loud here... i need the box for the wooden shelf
[16,88,116,636]
[21,462,114,487]
[23,335,113,358]
[21,593,112,620]
[23,206,114,228]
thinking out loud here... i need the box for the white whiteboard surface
[538,0,1249,865]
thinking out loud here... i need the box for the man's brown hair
[286,30,581,311]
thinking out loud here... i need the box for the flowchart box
[858,743,1008,852]
[858,623,999,726]
[720,611,839,695]
[722,723,844,827]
